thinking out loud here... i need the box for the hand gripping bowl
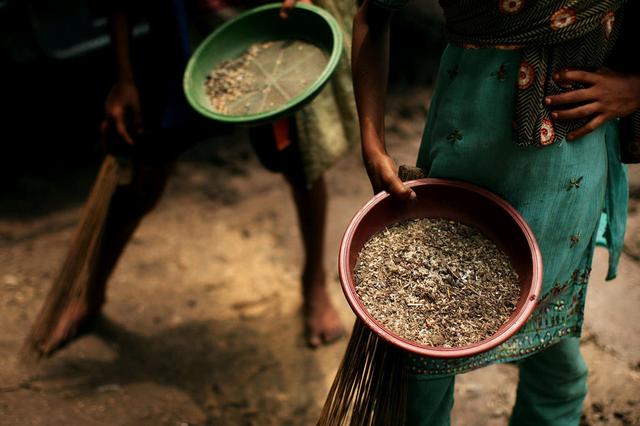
[183,3,343,125]
[339,179,544,358]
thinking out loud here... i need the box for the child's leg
[37,130,186,355]
[248,121,344,347]
[406,374,456,426]
[42,159,174,352]
[284,172,345,347]
[510,337,588,426]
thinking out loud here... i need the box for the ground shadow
[24,315,328,425]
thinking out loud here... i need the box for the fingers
[551,102,601,120]
[101,109,138,145]
[567,114,607,141]
[381,169,416,201]
[545,88,594,106]
[111,108,135,145]
[553,69,600,85]
[280,0,297,18]
[365,151,416,201]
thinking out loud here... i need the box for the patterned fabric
[441,0,625,147]
[410,45,628,376]
[371,0,640,150]
[293,0,359,185]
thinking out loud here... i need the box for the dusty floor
[1,91,640,425]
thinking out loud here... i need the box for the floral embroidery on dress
[550,7,576,30]
[518,61,535,89]
[447,129,464,144]
[537,282,569,316]
[498,0,525,15]
[540,118,555,145]
[572,268,591,284]
[570,234,581,248]
[567,176,584,191]
[602,11,615,39]
[491,63,508,81]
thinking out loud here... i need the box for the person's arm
[111,6,135,84]
[100,2,143,145]
[352,0,415,200]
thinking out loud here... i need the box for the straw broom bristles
[22,155,120,359]
[318,319,408,425]
[319,166,420,425]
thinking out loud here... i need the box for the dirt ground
[1,90,640,425]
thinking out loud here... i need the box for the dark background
[0,0,444,185]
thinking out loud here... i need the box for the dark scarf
[441,0,632,148]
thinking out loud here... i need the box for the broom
[317,166,425,425]
[23,154,123,359]
[318,320,408,425]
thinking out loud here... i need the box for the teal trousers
[406,338,589,426]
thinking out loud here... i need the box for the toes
[307,331,322,348]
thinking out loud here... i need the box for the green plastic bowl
[183,3,343,125]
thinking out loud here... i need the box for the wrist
[361,132,387,157]
[117,76,134,85]
[116,66,135,84]
[363,143,387,163]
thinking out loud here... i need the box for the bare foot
[303,269,345,348]
[33,298,101,357]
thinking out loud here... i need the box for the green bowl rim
[183,2,344,124]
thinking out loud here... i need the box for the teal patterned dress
[408,44,628,376]
[370,1,629,376]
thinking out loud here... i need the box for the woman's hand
[100,80,143,145]
[363,149,416,200]
[545,68,640,141]
[280,0,312,19]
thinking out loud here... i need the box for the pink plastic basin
[339,178,543,358]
